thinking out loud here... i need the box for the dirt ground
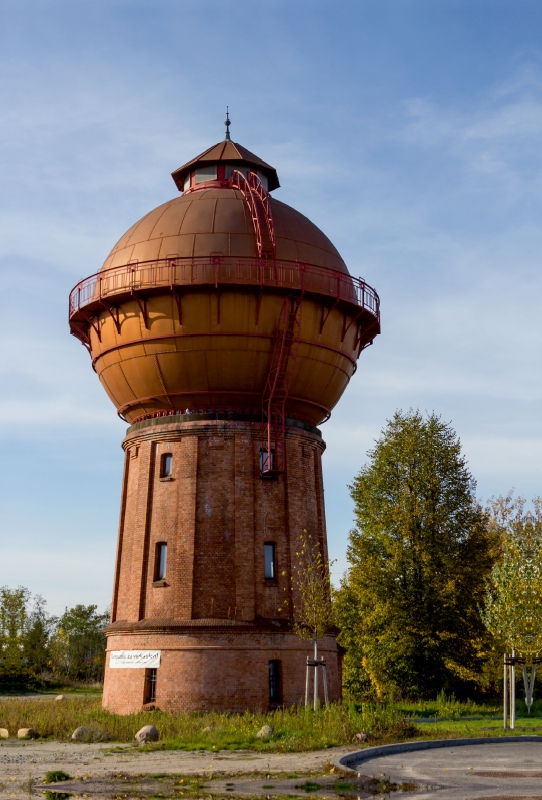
[0,739,360,784]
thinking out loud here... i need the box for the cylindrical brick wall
[103,414,340,713]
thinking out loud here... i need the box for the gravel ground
[0,740,359,789]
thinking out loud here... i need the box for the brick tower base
[103,414,341,713]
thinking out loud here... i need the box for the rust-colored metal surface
[101,189,347,272]
[70,254,379,425]
[69,147,380,427]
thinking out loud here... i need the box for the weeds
[0,697,415,752]
[399,692,501,719]
[43,771,71,783]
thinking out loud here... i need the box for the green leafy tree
[25,594,54,675]
[334,410,497,700]
[281,531,334,707]
[482,494,542,658]
[50,605,109,683]
[289,531,334,657]
[0,586,34,685]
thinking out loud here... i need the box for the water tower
[69,117,380,713]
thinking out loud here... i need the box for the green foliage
[482,493,542,658]
[334,410,497,700]
[50,605,109,682]
[44,772,71,783]
[288,531,334,644]
[0,588,108,687]
[399,693,500,719]
[0,587,52,686]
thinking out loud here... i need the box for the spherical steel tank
[69,140,379,426]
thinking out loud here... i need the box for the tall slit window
[160,453,172,478]
[155,543,167,581]
[268,660,282,704]
[264,542,276,580]
[144,668,157,703]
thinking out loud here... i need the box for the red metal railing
[228,170,276,257]
[69,256,380,321]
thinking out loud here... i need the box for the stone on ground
[256,725,274,738]
[0,728,8,738]
[135,725,159,743]
[55,695,66,701]
[17,728,38,739]
[71,726,91,741]
[352,731,373,742]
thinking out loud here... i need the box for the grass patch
[409,714,542,739]
[43,771,71,783]
[0,696,415,751]
[398,691,501,719]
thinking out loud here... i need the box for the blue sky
[1,0,542,612]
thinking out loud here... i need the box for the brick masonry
[103,416,341,714]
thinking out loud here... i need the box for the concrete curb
[334,735,542,772]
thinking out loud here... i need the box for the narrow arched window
[160,453,172,478]
[155,543,167,581]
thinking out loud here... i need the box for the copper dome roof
[101,188,348,273]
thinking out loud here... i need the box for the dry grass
[0,697,415,752]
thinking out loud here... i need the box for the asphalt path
[346,739,542,799]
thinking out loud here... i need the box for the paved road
[348,740,542,798]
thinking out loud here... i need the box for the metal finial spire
[224,107,231,141]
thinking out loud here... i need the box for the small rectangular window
[155,543,167,581]
[144,667,157,704]
[225,165,249,179]
[256,171,269,190]
[264,543,276,580]
[269,660,282,704]
[160,453,172,478]
[195,166,217,184]
[183,174,191,191]
[259,448,275,475]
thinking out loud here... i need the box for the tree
[334,410,497,700]
[50,605,109,683]
[482,493,542,709]
[24,594,54,675]
[281,531,334,707]
[0,586,34,685]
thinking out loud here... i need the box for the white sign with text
[109,650,161,669]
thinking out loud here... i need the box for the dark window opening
[264,542,277,580]
[160,453,172,478]
[259,448,275,476]
[155,543,167,581]
[269,660,282,704]
[144,668,157,704]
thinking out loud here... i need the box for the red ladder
[261,295,302,476]
[229,170,276,258]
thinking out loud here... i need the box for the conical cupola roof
[171,141,280,192]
